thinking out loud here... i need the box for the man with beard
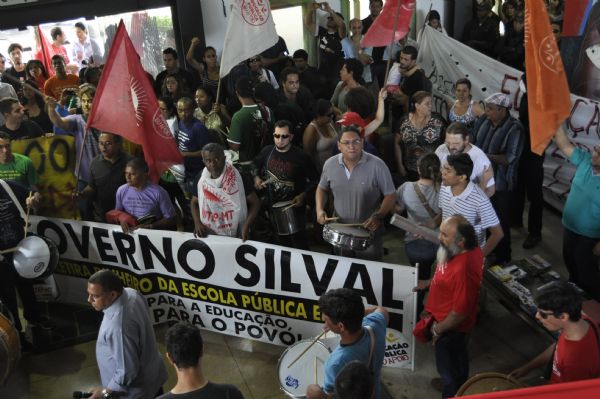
[253,120,319,249]
[415,215,484,398]
[435,122,495,197]
[389,45,431,117]
[439,153,503,258]
[191,143,259,241]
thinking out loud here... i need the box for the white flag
[219,0,279,77]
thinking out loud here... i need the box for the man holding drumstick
[315,125,395,260]
[306,288,388,399]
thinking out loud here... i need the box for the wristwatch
[101,389,113,399]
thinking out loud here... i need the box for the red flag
[34,26,55,76]
[86,20,183,182]
[525,0,572,155]
[361,0,416,48]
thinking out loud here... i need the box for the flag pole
[383,0,404,88]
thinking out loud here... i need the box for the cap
[485,93,511,109]
[337,112,366,136]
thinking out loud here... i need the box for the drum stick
[324,216,339,222]
[282,203,296,212]
[24,191,33,236]
[287,329,327,368]
[0,246,18,254]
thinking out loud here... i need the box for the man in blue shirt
[306,288,388,399]
[554,124,600,301]
[87,269,167,399]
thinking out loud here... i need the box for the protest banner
[12,136,76,218]
[29,216,417,369]
[418,26,600,211]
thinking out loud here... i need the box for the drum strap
[365,325,375,372]
[0,179,27,220]
[412,182,438,219]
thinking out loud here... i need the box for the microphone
[72,391,93,399]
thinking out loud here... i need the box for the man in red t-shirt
[416,215,484,397]
[510,281,600,384]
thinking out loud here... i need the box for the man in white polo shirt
[439,153,503,259]
[435,121,495,197]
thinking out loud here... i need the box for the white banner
[29,216,417,370]
[418,26,600,210]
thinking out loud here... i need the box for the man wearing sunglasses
[510,281,600,384]
[253,120,318,249]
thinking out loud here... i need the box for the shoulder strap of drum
[365,325,375,372]
[0,179,27,220]
[413,182,437,219]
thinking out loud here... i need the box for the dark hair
[235,76,254,98]
[280,67,300,84]
[0,97,19,116]
[535,281,582,321]
[454,78,472,91]
[202,46,216,59]
[417,152,441,185]
[51,54,66,64]
[313,99,333,119]
[0,132,11,141]
[451,215,479,251]
[79,84,96,99]
[409,91,431,113]
[195,85,215,102]
[292,49,308,60]
[318,288,365,333]
[338,125,362,141]
[7,43,23,54]
[162,47,178,59]
[50,27,64,40]
[99,132,123,144]
[202,142,225,156]
[446,153,473,180]
[254,82,279,109]
[75,22,87,32]
[126,157,149,174]
[88,269,124,294]
[162,73,185,99]
[274,119,293,132]
[177,96,194,109]
[26,59,49,80]
[165,323,204,369]
[84,67,102,85]
[369,0,383,5]
[345,87,375,119]
[23,79,45,109]
[400,45,418,60]
[335,361,374,399]
[159,96,176,114]
[428,10,441,22]
[446,122,470,140]
[343,58,364,81]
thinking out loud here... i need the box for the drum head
[277,340,331,398]
[456,372,525,396]
[328,223,371,237]
[13,235,59,279]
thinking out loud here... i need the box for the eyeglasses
[537,309,557,319]
[340,139,362,147]
[273,134,290,139]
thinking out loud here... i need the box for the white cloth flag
[219,0,279,77]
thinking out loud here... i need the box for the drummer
[306,288,388,399]
[315,125,396,260]
[252,119,318,250]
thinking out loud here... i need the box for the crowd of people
[1,0,600,398]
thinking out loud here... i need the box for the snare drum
[322,223,372,251]
[13,235,59,279]
[271,201,299,235]
[0,301,20,385]
[456,372,525,396]
[277,340,331,398]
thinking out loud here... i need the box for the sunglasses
[273,134,290,139]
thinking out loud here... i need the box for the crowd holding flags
[524,0,571,155]
[85,20,182,182]
[361,0,416,48]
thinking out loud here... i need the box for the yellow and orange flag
[524,0,571,155]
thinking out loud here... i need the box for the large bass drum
[0,301,20,385]
[13,235,59,279]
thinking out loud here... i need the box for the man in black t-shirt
[0,97,44,140]
[158,323,245,399]
[1,43,27,96]
[390,46,431,119]
[252,120,318,250]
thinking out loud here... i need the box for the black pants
[512,151,544,235]
[491,190,512,263]
[563,227,600,301]
[435,331,469,398]
[0,255,42,332]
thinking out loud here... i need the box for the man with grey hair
[473,92,524,265]
[86,269,167,399]
[415,215,484,398]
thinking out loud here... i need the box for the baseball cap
[485,93,511,109]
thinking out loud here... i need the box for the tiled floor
[1,203,568,398]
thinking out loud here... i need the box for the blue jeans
[435,331,469,398]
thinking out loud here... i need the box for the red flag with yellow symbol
[525,0,572,155]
